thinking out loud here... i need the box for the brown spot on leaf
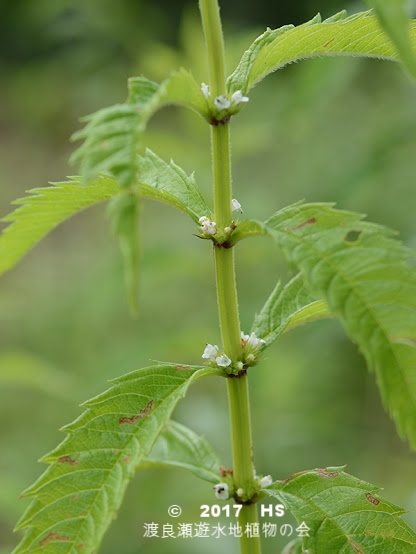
[58,455,79,466]
[72,495,78,500]
[366,493,380,505]
[323,37,335,48]
[175,365,191,371]
[119,414,140,424]
[140,399,154,416]
[288,217,317,232]
[122,455,130,464]
[100,140,109,149]
[119,400,155,424]
[219,466,233,477]
[318,470,339,479]
[39,533,70,547]
[77,544,85,550]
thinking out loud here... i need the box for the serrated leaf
[13,363,221,554]
[264,202,416,448]
[252,273,331,348]
[71,71,209,188]
[141,420,222,484]
[0,177,120,276]
[227,10,416,94]
[264,467,416,553]
[70,103,142,187]
[366,0,416,79]
[138,149,209,222]
[138,68,210,123]
[107,191,141,314]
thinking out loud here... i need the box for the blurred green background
[1,1,416,553]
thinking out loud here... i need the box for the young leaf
[141,420,222,484]
[264,202,416,448]
[365,0,416,79]
[227,10,416,94]
[13,363,221,554]
[0,177,120,276]
[251,273,331,349]
[71,71,209,188]
[107,191,141,314]
[138,149,209,223]
[264,466,416,553]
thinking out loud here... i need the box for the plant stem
[199,2,262,553]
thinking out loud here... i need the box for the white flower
[215,354,232,368]
[214,483,229,500]
[201,82,210,99]
[202,344,219,361]
[241,331,265,348]
[231,198,243,213]
[231,90,249,105]
[199,217,217,235]
[260,475,273,488]
[247,332,266,348]
[214,95,231,110]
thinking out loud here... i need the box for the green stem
[199,2,262,553]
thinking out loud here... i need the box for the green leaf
[366,0,416,79]
[13,363,221,554]
[70,103,143,188]
[228,219,267,245]
[141,420,222,484]
[107,191,141,314]
[264,466,416,553]
[71,71,209,188]
[264,202,416,448]
[135,68,210,123]
[0,177,120,276]
[252,273,331,348]
[138,149,209,222]
[227,10,416,94]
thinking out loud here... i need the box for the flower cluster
[240,331,266,365]
[199,216,217,236]
[201,83,249,121]
[202,344,231,368]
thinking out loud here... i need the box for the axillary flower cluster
[201,82,249,125]
[198,198,242,241]
[213,471,273,502]
[202,331,266,375]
